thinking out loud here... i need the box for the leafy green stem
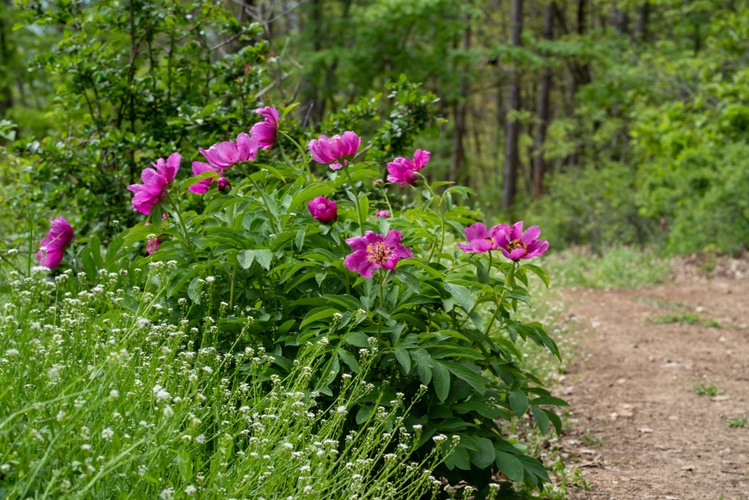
[344,166,365,235]
[165,193,198,262]
[249,174,281,232]
[484,260,517,337]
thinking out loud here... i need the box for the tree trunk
[532,1,554,199]
[449,17,471,184]
[611,0,629,35]
[502,0,522,210]
[635,1,650,43]
[0,0,15,117]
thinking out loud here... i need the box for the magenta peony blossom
[236,132,259,162]
[495,221,549,261]
[344,230,413,278]
[457,222,502,254]
[375,210,391,219]
[307,131,361,170]
[37,217,74,269]
[250,107,279,149]
[188,161,220,194]
[307,196,338,224]
[199,134,258,170]
[127,152,181,215]
[386,149,431,186]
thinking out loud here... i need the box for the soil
[559,257,749,499]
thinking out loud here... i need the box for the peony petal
[510,221,524,241]
[383,230,403,247]
[345,235,369,251]
[457,242,475,253]
[413,149,431,170]
[471,239,493,253]
[521,225,541,244]
[464,223,489,242]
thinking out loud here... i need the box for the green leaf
[531,405,550,435]
[344,331,371,348]
[394,347,411,374]
[518,455,550,483]
[357,195,369,228]
[395,270,421,294]
[432,362,450,402]
[443,443,471,471]
[444,282,476,312]
[237,249,274,270]
[295,226,307,251]
[468,436,496,469]
[509,390,529,417]
[495,451,524,482]
[300,307,339,328]
[523,263,550,287]
[290,184,335,212]
[80,247,97,281]
[338,349,360,373]
[441,361,485,394]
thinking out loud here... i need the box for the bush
[29,100,567,494]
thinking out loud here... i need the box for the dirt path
[560,271,749,499]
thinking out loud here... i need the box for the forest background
[2,0,748,257]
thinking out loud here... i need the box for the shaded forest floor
[558,257,749,499]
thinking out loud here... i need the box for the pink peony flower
[236,132,259,162]
[127,152,181,215]
[457,222,502,254]
[375,210,391,219]
[307,131,361,170]
[250,107,279,149]
[386,149,431,186]
[344,230,413,278]
[188,161,220,194]
[37,217,74,269]
[199,133,258,170]
[307,196,338,224]
[495,221,549,261]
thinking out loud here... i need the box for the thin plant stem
[377,269,386,337]
[344,167,365,235]
[418,174,446,262]
[249,175,281,232]
[165,193,198,262]
[484,261,517,337]
[279,130,313,179]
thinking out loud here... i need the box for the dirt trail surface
[560,262,749,499]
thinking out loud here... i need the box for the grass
[648,313,701,325]
[543,246,671,290]
[647,313,722,328]
[0,266,443,499]
[726,415,747,429]
[692,378,721,397]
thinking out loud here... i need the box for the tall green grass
[544,246,671,290]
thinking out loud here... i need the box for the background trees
[1,0,748,254]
